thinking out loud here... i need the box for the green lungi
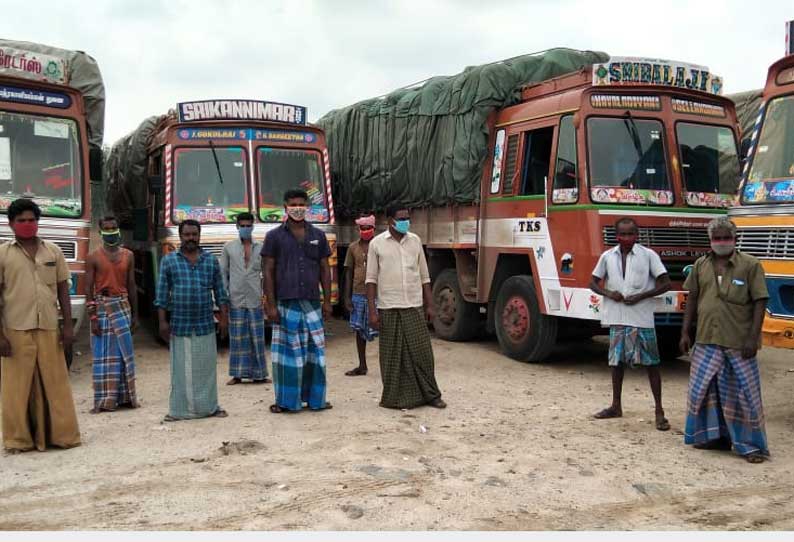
[378,307,442,409]
[168,332,222,419]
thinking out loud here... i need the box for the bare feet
[594,406,622,419]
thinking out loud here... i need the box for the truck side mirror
[89,147,103,182]
[148,174,163,192]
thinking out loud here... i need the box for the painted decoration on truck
[173,206,250,223]
[743,179,794,203]
[591,187,673,205]
[490,129,506,194]
[0,85,71,108]
[0,196,80,218]
[671,99,726,117]
[258,205,329,223]
[0,47,67,84]
[552,187,578,204]
[178,100,307,125]
[592,57,723,95]
[177,128,318,143]
[590,94,661,111]
[684,191,736,208]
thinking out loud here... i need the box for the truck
[319,48,741,362]
[0,40,105,332]
[105,100,338,335]
[729,54,794,349]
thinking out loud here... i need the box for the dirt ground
[1,318,793,531]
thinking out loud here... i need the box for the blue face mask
[394,219,410,234]
[238,226,253,240]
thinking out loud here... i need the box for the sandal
[655,412,671,431]
[345,367,368,376]
[429,398,447,409]
[253,378,272,384]
[212,409,228,418]
[270,404,290,414]
[163,415,179,422]
[745,452,767,464]
[312,402,333,411]
[594,407,622,419]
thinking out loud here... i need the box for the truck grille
[736,228,794,259]
[199,242,225,257]
[602,226,710,248]
[0,238,77,260]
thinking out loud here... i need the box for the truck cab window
[520,127,554,196]
[553,116,578,203]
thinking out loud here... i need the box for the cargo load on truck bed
[317,48,608,217]
[104,114,168,224]
[0,39,105,152]
[728,89,763,139]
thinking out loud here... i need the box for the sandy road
[1,318,793,531]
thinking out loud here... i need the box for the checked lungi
[378,307,442,409]
[271,300,327,411]
[168,332,222,419]
[349,293,378,341]
[229,307,268,380]
[608,326,660,368]
[684,343,769,456]
[91,296,137,411]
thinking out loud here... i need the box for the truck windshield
[257,147,329,222]
[172,147,248,223]
[588,117,672,205]
[0,111,82,217]
[676,122,739,207]
[743,94,794,204]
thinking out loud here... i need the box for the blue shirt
[261,222,331,301]
[154,249,229,337]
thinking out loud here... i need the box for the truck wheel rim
[503,296,529,342]
[437,287,456,325]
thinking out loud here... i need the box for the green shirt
[683,251,769,349]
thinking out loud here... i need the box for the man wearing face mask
[220,212,270,386]
[262,189,332,413]
[0,198,81,453]
[590,217,671,431]
[680,217,770,463]
[366,205,445,409]
[343,214,378,376]
[84,216,139,413]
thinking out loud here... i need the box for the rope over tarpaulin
[317,48,608,218]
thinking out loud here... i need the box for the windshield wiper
[208,140,224,185]
[623,111,644,159]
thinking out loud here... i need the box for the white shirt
[365,230,430,309]
[591,243,667,329]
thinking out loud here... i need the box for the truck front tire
[494,275,557,362]
[432,269,481,341]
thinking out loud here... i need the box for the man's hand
[322,300,333,320]
[679,332,692,355]
[61,324,74,349]
[0,335,12,358]
[369,309,379,330]
[741,337,759,360]
[131,318,140,334]
[218,315,229,340]
[159,320,171,344]
[91,318,101,336]
[425,303,435,323]
[344,298,353,313]
[266,304,280,324]
[623,294,643,306]
[608,291,624,302]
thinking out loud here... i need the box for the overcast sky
[3,0,792,144]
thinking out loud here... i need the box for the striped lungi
[229,307,268,380]
[349,293,378,341]
[608,325,660,368]
[378,307,441,409]
[91,295,137,411]
[168,332,222,419]
[271,300,326,411]
[684,343,769,456]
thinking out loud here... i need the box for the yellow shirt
[0,238,70,331]
[365,231,430,309]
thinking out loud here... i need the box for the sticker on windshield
[0,137,10,180]
[34,120,69,139]
[685,191,735,208]
[758,146,769,153]
[650,131,660,140]
[646,168,656,174]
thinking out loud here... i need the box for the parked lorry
[0,39,105,332]
[105,100,338,334]
[729,54,794,349]
[319,48,741,362]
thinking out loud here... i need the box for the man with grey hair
[680,217,770,463]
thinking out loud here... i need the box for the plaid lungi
[608,325,660,368]
[684,343,769,456]
[349,293,378,341]
[168,332,222,419]
[271,300,327,411]
[229,307,268,380]
[378,307,441,409]
[90,296,137,411]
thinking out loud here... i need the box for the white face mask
[286,206,307,222]
[711,240,735,256]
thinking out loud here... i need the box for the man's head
[707,217,737,256]
[283,189,309,222]
[236,212,255,240]
[179,219,201,251]
[355,214,376,241]
[7,198,41,240]
[386,205,410,235]
[615,217,639,252]
[98,216,121,247]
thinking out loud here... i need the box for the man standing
[155,219,230,421]
[680,217,769,463]
[85,215,139,413]
[589,217,671,430]
[0,198,81,453]
[366,206,445,409]
[344,214,377,376]
[262,189,332,413]
[221,212,270,385]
